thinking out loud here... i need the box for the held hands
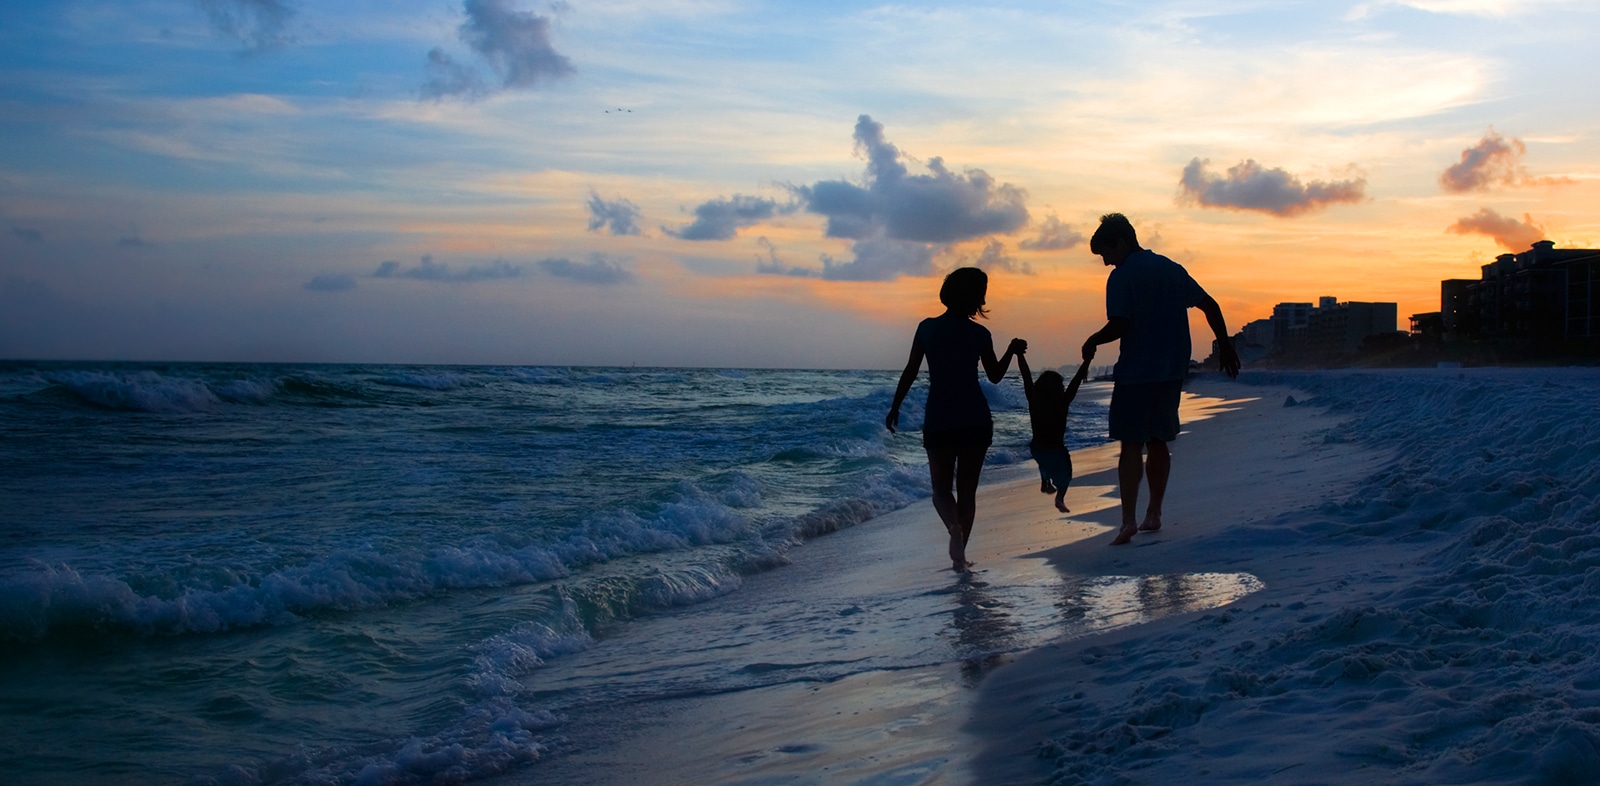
[1081,341,1097,362]
[1008,337,1027,356]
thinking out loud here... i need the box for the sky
[1,0,1597,369]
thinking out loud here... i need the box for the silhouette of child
[1017,352,1091,513]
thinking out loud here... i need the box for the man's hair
[1089,213,1138,254]
[939,266,989,318]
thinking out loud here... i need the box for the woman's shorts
[1108,380,1183,443]
[1030,444,1073,487]
[922,423,994,452]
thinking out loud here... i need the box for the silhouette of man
[1081,213,1239,545]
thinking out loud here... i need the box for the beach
[508,367,1600,786]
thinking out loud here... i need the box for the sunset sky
[2,0,1596,368]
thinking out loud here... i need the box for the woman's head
[1036,369,1065,395]
[939,267,989,318]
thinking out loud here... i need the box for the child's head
[939,267,988,318]
[1035,369,1065,396]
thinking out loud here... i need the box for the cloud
[117,235,151,248]
[423,0,574,99]
[421,48,489,101]
[12,227,43,242]
[539,254,635,284]
[819,238,938,282]
[1018,214,1084,251]
[373,254,524,283]
[666,195,793,241]
[1447,208,1546,251]
[967,239,1032,275]
[586,192,643,236]
[754,237,818,278]
[198,0,294,53]
[1439,129,1572,193]
[304,273,358,292]
[794,115,1029,244]
[1178,158,1366,216]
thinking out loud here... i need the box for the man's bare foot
[1055,490,1069,513]
[1110,523,1137,545]
[952,559,974,572]
[1138,513,1162,532]
[1040,480,1055,494]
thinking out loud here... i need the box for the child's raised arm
[1015,342,1034,397]
[1062,358,1090,406]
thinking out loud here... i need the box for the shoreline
[505,374,1390,785]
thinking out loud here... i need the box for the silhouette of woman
[886,267,1023,572]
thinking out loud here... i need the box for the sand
[507,374,1394,786]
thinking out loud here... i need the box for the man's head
[1089,213,1140,266]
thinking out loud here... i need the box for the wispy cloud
[753,237,817,278]
[665,195,793,241]
[1439,129,1572,192]
[1018,214,1084,251]
[117,235,151,248]
[587,191,643,236]
[11,227,43,242]
[1447,208,1545,251]
[1179,158,1366,217]
[198,0,295,53]
[819,238,937,282]
[373,254,524,283]
[539,254,635,284]
[304,273,357,292]
[422,0,575,100]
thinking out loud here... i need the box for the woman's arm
[982,337,1024,384]
[885,339,924,434]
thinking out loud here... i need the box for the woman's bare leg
[951,445,986,569]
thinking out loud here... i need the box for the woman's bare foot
[1040,480,1055,494]
[1055,489,1069,513]
[952,559,974,572]
[1138,513,1162,532]
[1110,522,1138,545]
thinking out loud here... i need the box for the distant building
[1446,241,1600,343]
[1304,301,1398,356]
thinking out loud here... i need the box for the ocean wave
[379,371,471,390]
[48,370,220,413]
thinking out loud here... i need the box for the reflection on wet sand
[1057,572,1264,633]
[943,574,1024,687]
[939,571,1262,687]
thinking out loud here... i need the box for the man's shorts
[1029,444,1073,488]
[1108,380,1183,443]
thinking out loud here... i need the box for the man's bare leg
[1139,439,1170,532]
[1111,440,1143,545]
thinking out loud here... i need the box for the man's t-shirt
[914,314,993,433]
[1105,249,1205,384]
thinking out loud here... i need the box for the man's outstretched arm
[1197,293,1240,378]
[1082,317,1128,361]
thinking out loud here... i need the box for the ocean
[0,361,1113,785]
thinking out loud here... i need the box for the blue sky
[2,0,1596,366]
